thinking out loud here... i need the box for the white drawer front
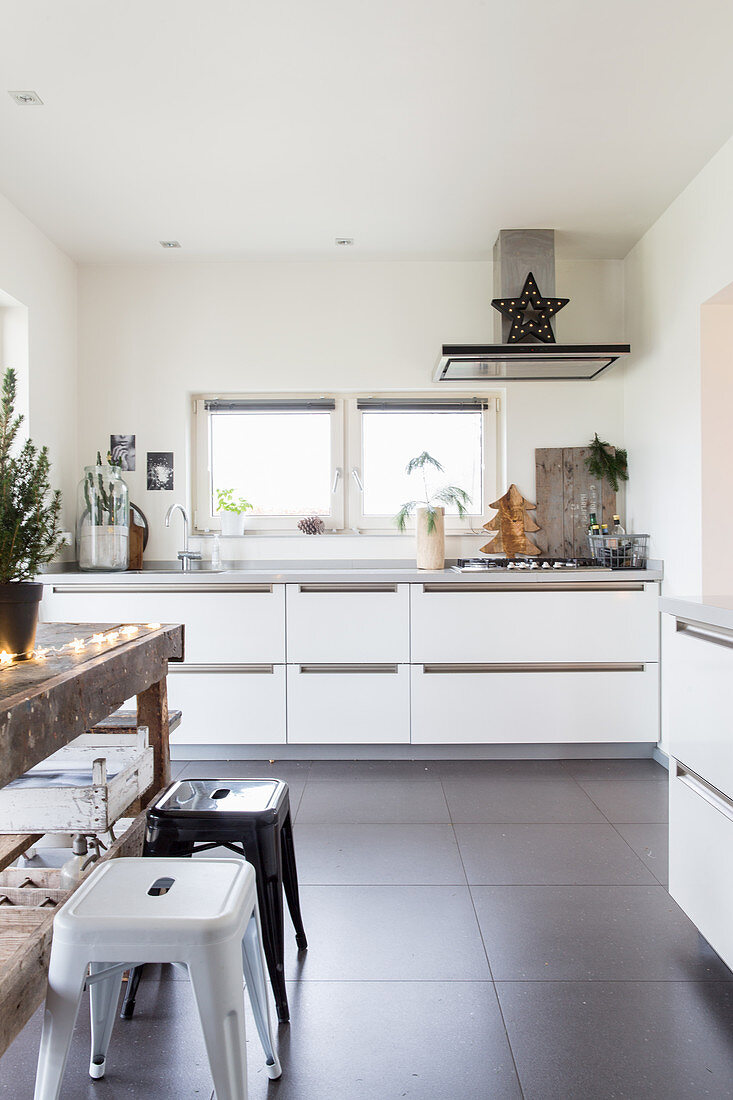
[286,663,410,744]
[669,766,733,971]
[168,666,286,745]
[411,662,659,744]
[411,583,660,663]
[286,583,409,662]
[41,584,286,664]
[664,614,733,796]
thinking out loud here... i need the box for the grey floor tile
[296,779,450,823]
[472,885,732,981]
[307,759,436,782]
[497,981,733,1100]
[178,758,312,783]
[436,759,568,780]
[578,778,669,822]
[562,757,668,781]
[284,885,490,980]
[442,775,606,823]
[249,980,522,1100]
[0,982,220,1098]
[616,822,669,886]
[455,823,657,885]
[294,823,466,885]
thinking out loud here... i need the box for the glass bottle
[77,463,130,571]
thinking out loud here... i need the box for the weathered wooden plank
[137,679,171,802]
[93,708,182,735]
[0,808,146,1057]
[535,448,564,556]
[0,835,42,874]
[0,886,65,909]
[0,869,63,889]
[0,624,183,791]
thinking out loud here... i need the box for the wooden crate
[0,729,153,834]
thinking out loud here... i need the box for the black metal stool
[120,778,307,1024]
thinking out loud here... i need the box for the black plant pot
[0,582,43,660]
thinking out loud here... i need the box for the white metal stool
[33,857,281,1100]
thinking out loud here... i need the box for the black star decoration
[491,272,570,344]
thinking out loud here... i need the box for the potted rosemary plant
[395,452,471,569]
[216,488,254,536]
[0,368,63,659]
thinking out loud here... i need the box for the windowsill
[193,530,488,539]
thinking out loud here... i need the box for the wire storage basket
[588,532,649,570]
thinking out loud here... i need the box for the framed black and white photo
[110,434,136,471]
[147,451,174,491]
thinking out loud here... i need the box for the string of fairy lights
[0,623,163,670]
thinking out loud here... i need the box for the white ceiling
[2,0,733,263]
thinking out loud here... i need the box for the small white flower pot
[220,512,246,537]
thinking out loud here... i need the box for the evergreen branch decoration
[585,433,629,493]
[395,453,471,532]
[0,368,63,583]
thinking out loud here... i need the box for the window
[193,394,499,533]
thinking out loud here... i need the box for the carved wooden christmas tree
[480,484,542,558]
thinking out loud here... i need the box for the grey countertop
[660,594,733,630]
[41,559,664,586]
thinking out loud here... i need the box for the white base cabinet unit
[285,583,409,662]
[411,662,659,744]
[41,582,286,664]
[286,663,410,744]
[411,581,660,664]
[167,665,287,746]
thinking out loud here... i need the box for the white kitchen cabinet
[669,764,733,970]
[286,663,410,744]
[285,583,409,662]
[167,665,286,745]
[410,661,659,744]
[411,582,660,664]
[41,582,286,664]
[664,612,733,794]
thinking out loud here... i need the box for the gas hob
[452,556,606,573]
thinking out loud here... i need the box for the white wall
[78,257,625,560]
[0,191,77,535]
[624,133,733,598]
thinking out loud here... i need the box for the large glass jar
[77,464,130,571]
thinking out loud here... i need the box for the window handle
[352,468,364,492]
[331,467,342,494]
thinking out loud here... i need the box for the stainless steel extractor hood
[434,230,630,382]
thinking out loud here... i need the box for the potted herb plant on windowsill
[395,452,471,569]
[0,368,63,659]
[216,488,254,536]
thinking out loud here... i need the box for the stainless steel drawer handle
[422,662,645,674]
[51,584,274,595]
[297,584,398,594]
[675,618,733,650]
[298,664,399,674]
[168,664,274,674]
[677,764,733,824]
[422,582,646,594]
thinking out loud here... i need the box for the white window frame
[345,395,500,533]
[192,395,345,532]
[192,392,501,534]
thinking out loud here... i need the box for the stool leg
[188,941,249,1100]
[119,963,143,1019]
[88,962,123,1079]
[280,812,308,951]
[247,843,289,1023]
[242,911,282,1080]
[34,945,89,1100]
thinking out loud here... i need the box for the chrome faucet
[164,504,202,571]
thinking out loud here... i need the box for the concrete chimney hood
[434,229,629,382]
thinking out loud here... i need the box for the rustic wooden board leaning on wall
[535,447,616,557]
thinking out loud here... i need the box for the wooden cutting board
[535,447,616,557]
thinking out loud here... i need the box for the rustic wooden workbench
[0,621,184,1058]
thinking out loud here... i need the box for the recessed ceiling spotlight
[159,240,181,248]
[335,238,354,246]
[8,90,43,106]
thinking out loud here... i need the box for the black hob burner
[453,556,604,572]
